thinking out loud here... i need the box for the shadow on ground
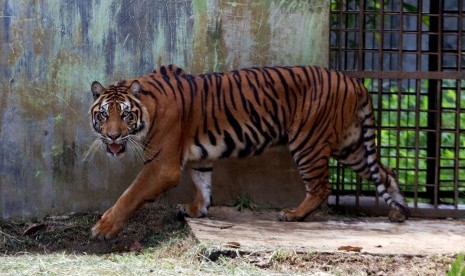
[0,203,187,255]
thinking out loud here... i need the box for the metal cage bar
[329,0,465,218]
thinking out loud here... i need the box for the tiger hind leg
[279,143,332,222]
[178,164,213,218]
[334,118,410,221]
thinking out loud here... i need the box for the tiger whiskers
[83,136,105,162]
[126,135,158,163]
[82,133,157,164]
[126,136,146,164]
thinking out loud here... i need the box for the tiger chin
[89,64,410,240]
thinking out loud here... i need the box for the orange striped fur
[89,65,409,239]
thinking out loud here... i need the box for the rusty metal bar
[337,0,344,71]
[345,71,465,79]
[454,0,463,209]
[395,1,403,194]
[413,0,424,209]
[433,0,444,208]
[375,0,385,209]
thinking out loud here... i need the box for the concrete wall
[0,0,329,220]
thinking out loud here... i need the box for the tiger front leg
[178,165,213,218]
[92,163,181,240]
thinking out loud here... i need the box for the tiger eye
[96,112,104,122]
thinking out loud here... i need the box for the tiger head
[89,80,149,156]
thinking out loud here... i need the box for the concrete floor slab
[186,207,465,255]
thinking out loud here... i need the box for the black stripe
[364,148,376,156]
[232,72,249,113]
[244,123,260,144]
[152,79,168,96]
[182,74,197,115]
[226,74,237,110]
[363,134,376,142]
[353,163,368,174]
[216,74,223,111]
[246,74,261,104]
[224,99,244,143]
[207,130,217,146]
[238,134,254,157]
[144,149,161,165]
[192,167,213,172]
[220,131,236,158]
[269,67,292,112]
[261,68,279,99]
[194,129,208,159]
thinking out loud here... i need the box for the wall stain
[0,0,329,219]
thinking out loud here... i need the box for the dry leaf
[129,241,142,252]
[110,244,127,253]
[337,245,363,252]
[225,241,241,248]
[23,223,46,236]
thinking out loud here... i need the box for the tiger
[89,64,410,239]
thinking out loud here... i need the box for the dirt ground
[0,203,188,255]
[0,203,460,275]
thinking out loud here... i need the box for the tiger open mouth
[107,142,126,156]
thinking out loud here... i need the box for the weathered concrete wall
[0,0,329,220]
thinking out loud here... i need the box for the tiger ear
[129,80,141,98]
[91,81,105,100]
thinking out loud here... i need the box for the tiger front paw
[177,203,207,218]
[278,208,300,222]
[388,209,407,223]
[91,207,125,240]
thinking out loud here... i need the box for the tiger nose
[107,133,121,140]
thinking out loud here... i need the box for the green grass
[448,253,465,276]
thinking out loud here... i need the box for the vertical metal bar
[396,0,403,187]
[413,0,424,209]
[453,0,463,209]
[375,0,384,208]
[336,162,340,207]
[414,78,421,209]
[434,82,441,209]
[340,0,347,199]
[427,0,440,206]
[345,0,350,70]
[434,0,444,208]
[338,0,344,70]
[355,0,366,210]
[341,165,345,198]
[336,0,343,205]
[357,0,365,71]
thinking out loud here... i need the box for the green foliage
[448,253,465,276]
[402,2,417,12]
[234,194,257,211]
